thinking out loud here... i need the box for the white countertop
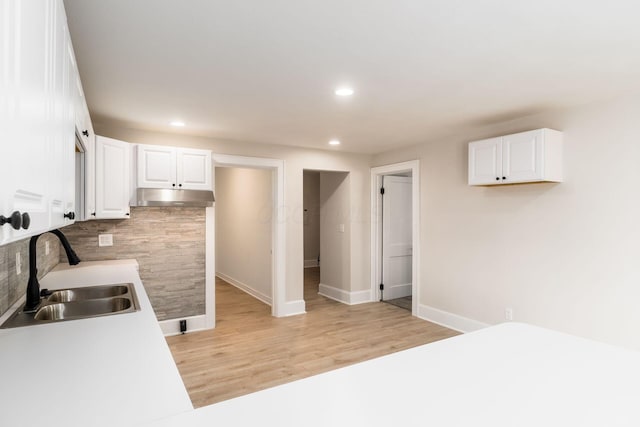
[0,260,193,427]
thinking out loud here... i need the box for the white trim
[212,153,286,317]
[417,304,489,333]
[304,259,319,268]
[159,315,209,336]
[370,160,420,316]
[205,206,215,329]
[318,283,372,305]
[278,300,306,317]
[216,273,272,305]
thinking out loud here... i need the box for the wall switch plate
[338,224,345,233]
[15,252,21,275]
[98,234,113,247]
[505,308,513,321]
[45,241,50,255]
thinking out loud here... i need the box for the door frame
[212,154,286,318]
[370,160,420,315]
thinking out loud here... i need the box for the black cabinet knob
[91,212,96,216]
[0,211,22,230]
[178,183,182,187]
[64,212,75,220]
[125,212,130,216]
[82,130,89,137]
[502,176,506,180]
[495,177,500,181]
[21,212,30,230]
[172,183,176,187]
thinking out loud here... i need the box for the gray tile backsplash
[60,207,206,321]
[0,234,60,317]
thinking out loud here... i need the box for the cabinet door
[177,148,212,190]
[468,137,502,185]
[137,145,177,189]
[95,136,130,219]
[502,129,544,183]
[0,0,52,243]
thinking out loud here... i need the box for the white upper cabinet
[137,145,177,189]
[176,148,212,191]
[468,129,563,186]
[137,144,212,190]
[0,0,83,245]
[95,136,131,219]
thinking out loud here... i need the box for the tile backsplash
[0,234,60,317]
[60,207,206,321]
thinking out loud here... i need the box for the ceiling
[64,0,640,154]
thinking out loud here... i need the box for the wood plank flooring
[166,267,459,408]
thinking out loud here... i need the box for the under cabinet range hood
[134,188,215,207]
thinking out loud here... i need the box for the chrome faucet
[24,229,81,311]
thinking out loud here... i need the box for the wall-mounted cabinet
[0,0,83,246]
[468,128,563,186]
[137,144,212,191]
[95,136,131,219]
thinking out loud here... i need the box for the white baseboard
[319,283,372,305]
[383,283,412,300]
[276,299,306,317]
[216,272,272,306]
[304,259,319,268]
[417,304,489,333]
[160,315,209,336]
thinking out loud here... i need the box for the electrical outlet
[505,308,513,321]
[15,252,21,275]
[98,234,113,247]
[45,241,50,255]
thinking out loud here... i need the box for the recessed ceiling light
[329,139,341,146]
[170,121,185,127]
[335,87,354,97]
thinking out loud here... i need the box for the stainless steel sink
[34,298,133,321]
[0,283,139,328]
[46,285,129,302]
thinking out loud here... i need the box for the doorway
[303,170,351,310]
[371,161,420,315]
[211,154,285,318]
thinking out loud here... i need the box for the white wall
[95,124,373,312]
[303,171,320,266]
[215,167,273,303]
[319,172,350,291]
[373,93,640,350]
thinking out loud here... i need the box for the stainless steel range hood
[134,188,215,207]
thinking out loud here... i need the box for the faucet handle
[0,211,22,230]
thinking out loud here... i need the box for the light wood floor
[166,267,459,408]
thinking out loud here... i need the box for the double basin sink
[1,283,140,328]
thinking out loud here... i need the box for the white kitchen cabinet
[137,144,212,191]
[0,0,79,245]
[468,128,563,186]
[95,136,131,219]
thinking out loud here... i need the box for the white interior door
[381,176,412,301]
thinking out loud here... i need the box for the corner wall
[373,93,640,350]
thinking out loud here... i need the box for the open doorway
[215,166,273,305]
[371,161,420,315]
[303,170,351,310]
[212,154,285,318]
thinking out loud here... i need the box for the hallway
[166,268,458,407]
